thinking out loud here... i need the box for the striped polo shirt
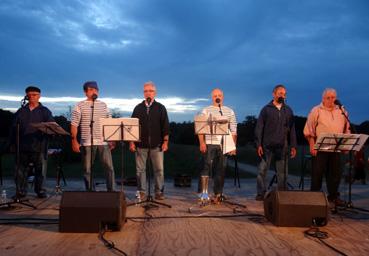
[71,100,111,146]
[201,105,237,145]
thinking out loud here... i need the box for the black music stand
[101,118,171,209]
[315,133,368,210]
[298,153,312,191]
[31,122,70,194]
[101,117,139,192]
[0,122,38,209]
[231,155,241,188]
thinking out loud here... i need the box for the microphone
[277,97,285,104]
[21,95,29,107]
[334,99,343,109]
[92,94,98,101]
[215,98,223,116]
[146,97,152,115]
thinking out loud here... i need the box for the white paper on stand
[314,133,369,152]
[222,130,236,155]
[100,117,140,142]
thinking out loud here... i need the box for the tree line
[1,108,369,148]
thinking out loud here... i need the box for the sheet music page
[222,130,236,154]
[314,133,368,152]
[100,118,140,141]
[194,114,210,134]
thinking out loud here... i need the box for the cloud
[0,0,368,123]
[0,93,208,117]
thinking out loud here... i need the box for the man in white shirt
[198,88,237,203]
[71,81,115,191]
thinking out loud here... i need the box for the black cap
[83,81,99,91]
[25,86,41,93]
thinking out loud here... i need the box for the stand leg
[220,195,247,209]
[298,161,306,190]
[268,174,277,190]
[233,156,241,188]
[0,198,37,209]
[127,147,171,209]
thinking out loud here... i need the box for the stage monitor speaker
[264,190,329,227]
[59,191,126,233]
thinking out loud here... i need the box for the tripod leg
[61,168,67,186]
[268,174,277,190]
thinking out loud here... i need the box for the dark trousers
[311,152,341,200]
[200,145,227,195]
[15,152,45,195]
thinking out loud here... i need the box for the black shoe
[212,194,222,204]
[12,192,27,200]
[36,191,47,198]
[334,198,346,207]
[255,194,264,201]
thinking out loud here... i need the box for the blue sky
[0,0,369,123]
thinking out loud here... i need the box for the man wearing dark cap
[11,86,54,199]
[71,81,116,191]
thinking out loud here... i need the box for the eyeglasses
[27,93,40,97]
[144,90,155,93]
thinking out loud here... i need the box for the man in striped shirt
[71,81,115,191]
[198,88,237,203]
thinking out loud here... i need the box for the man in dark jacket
[254,84,297,200]
[129,81,169,200]
[11,86,54,199]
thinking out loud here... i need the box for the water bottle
[1,190,7,204]
[135,191,141,205]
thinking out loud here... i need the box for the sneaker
[155,193,165,200]
[137,191,146,201]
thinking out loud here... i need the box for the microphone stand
[216,102,245,209]
[219,103,241,189]
[132,98,171,209]
[89,96,96,191]
[281,102,294,191]
[268,100,293,191]
[0,104,36,209]
[337,105,362,210]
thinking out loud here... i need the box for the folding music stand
[315,133,368,209]
[31,122,70,194]
[190,114,245,212]
[101,118,171,209]
[101,117,140,192]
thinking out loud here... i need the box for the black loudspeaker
[264,190,329,227]
[59,191,126,233]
